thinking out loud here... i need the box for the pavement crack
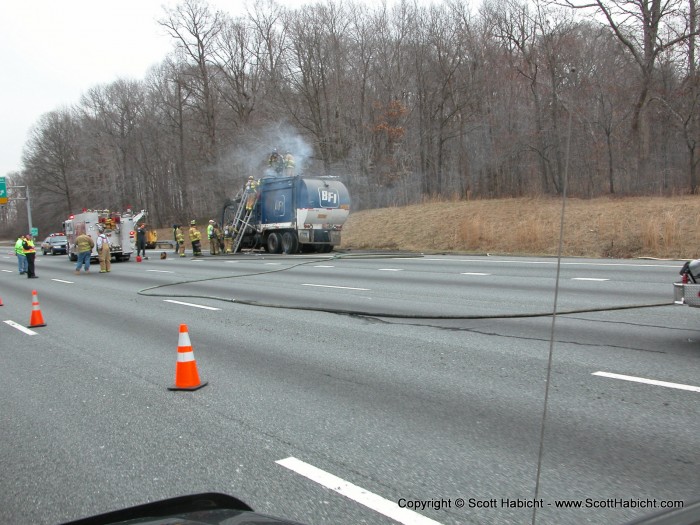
[361,316,666,354]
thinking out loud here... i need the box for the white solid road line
[302,283,370,291]
[1,269,12,273]
[146,270,175,273]
[276,457,444,525]
[3,320,37,335]
[52,279,74,284]
[461,272,491,276]
[163,299,222,311]
[593,372,700,393]
[314,265,335,268]
[378,268,403,271]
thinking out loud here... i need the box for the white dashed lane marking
[593,372,700,393]
[302,284,370,291]
[3,320,37,335]
[163,300,221,311]
[277,457,444,525]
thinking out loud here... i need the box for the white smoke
[220,122,316,195]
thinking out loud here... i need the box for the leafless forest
[2,0,699,236]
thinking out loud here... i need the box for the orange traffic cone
[28,290,46,328]
[168,324,207,391]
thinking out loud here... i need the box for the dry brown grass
[338,195,700,259]
[148,196,700,259]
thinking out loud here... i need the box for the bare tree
[22,108,83,218]
[146,59,196,220]
[159,0,224,164]
[650,0,700,192]
[214,15,261,128]
[10,0,700,230]
[246,0,289,100]
[410,3,475,196]
[561,0,697,185]
[283,2,354,173]
[79,79,146,208]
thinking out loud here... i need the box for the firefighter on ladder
[245,176,258,211]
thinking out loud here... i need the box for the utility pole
[8,185,35,238]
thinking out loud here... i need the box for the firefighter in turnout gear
[269,148,285,174]
[207,220,219,255]
[284,151,295,176]
[189,220,202,256]
[224,223,233,253]
[245,176,258,211]
[215,223,224,253]
[97,232,111,273]
[269,149,280,168]
[174,224,186,257]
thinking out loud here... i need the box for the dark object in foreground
[60,492,308,525]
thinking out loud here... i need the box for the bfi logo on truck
[275,196,286,216]
[319,188,339,208]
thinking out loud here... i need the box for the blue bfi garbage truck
[221,174,351,254]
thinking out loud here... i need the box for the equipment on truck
[63,209,147,262]
[221,174,350,254]
[673,260,700,306]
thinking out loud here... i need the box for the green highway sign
[31,227,39,237]
[0,177,6,204]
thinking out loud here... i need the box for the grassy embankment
[338,195,700,260]
[152,196,700,260]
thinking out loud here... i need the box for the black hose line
[137,252,673,319]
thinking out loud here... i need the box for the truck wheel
[282,232,299,254]
[320,244,333,253]
[267,232,282,254]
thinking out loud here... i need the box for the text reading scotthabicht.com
[397,498,685,512]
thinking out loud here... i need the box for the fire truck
[63,209,147,262]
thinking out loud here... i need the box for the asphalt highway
[0,247,698,525]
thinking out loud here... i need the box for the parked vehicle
[40,233,68,255]
[221,174,351,254]
[63,209,146,262]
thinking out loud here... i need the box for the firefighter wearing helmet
[268,148,284,175]
[268,149,280,167]
[173,224,186,257]
[189,220,202,256]
[207,219,220,255]
[245,176,259,211]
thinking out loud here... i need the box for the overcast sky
[0,0,258,179]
